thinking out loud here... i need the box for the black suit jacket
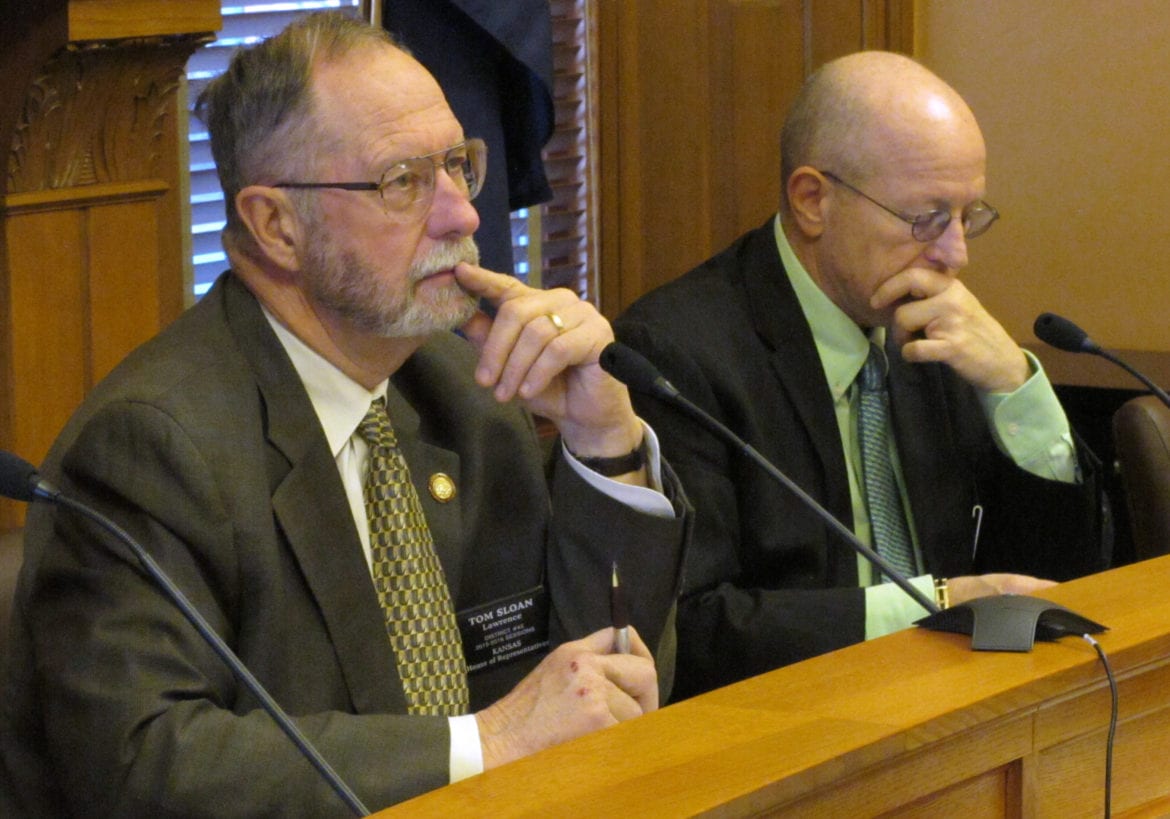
[615,219,1109,700]
[0,274,687,816]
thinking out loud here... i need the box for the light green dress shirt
[772,217,1079,638]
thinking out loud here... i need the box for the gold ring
[546,312,566,333]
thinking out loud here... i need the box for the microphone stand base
[915,594,1107,652]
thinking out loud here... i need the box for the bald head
[780,52,983,208]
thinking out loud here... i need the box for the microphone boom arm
[31,481,370,816]
[661,384,939,615]
[1095,348,1170,410]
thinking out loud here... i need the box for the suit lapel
[741,223,853,519]
[886,343,972,574]
[220,275,406,714]
[382,381,465,595]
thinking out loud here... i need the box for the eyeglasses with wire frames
[819,170,999,242]
[273,138,486,222]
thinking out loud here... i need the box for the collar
[773,216,880,399]
[263,308,388,456]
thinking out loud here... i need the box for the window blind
[511,0,595,300]
[185,2,362,296]
[185,1,594,302]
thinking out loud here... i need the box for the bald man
[615,51,1110,700]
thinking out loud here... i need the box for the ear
[234,185,305,272]
[786,166,831,239]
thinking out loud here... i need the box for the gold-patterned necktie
[359,397,469,716]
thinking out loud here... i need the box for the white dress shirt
[265,311,672,781]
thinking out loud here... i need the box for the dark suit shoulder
[614,219,800,404]
[618,220,777,331]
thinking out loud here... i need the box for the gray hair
[195,11,400,253]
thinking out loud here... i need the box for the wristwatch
[934,577,950,610]
[571,439,647,477]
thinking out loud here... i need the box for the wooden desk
[377,555,1170,817]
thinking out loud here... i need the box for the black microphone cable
[604,339,1120,810]
[0,452,369,817]
[1082,633,1118,819]
[598,342,939,614]
[1033,313,1149,817]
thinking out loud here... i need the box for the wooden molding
[68,0,221,41]
[3,179,170,215]
[8,37,206,194]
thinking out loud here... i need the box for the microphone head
[0,450,42,502]
[1033,312,1100,354]
[599,342,678,397]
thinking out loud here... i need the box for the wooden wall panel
[89,195,165,383]
[809,0,865,66]
[1036,706,1170,815]
[599,0,719,312]
[5,208,89,469]
[709,1,804,249]
[0,2,218,527]
[2,183,167,493]
[597,0,915,318]
[918,1,1170,388]
[0,3,70,521]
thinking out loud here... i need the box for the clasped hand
[455,263,643,459]
[475,626,658,769]
[871,267,1030,394]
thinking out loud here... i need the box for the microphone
[601,342,1108,651]
[1034,312,1170,409]
[0,449,50,503]
[599,342,940,615]
[0,451,369,817]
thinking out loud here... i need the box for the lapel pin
[428,473,456,502]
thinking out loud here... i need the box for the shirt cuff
[449,713,483,783]
[864,575,936,639]
[562,421,676,518]
[978,350,1079,483]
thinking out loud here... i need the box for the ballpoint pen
[611,561,630,654]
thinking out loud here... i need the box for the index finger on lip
[454,262,524,305]
[871,268,942,309]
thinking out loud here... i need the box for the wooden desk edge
[373,556,1170,817]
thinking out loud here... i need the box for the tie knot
[359,398,398,449]
[859,343,888,392]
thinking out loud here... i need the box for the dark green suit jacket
[1,273,687,816]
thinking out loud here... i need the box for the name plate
[457,586,550,673]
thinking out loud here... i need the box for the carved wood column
[0,1,220,527]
